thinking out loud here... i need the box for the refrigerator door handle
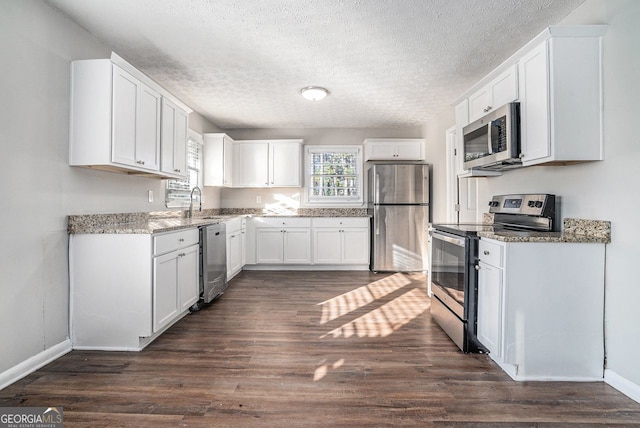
[375,173,380,204]
[374,205,380,235]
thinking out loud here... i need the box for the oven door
[430,230,467,320]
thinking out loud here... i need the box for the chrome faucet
[189,186,202,218]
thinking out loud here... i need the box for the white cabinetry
[233,141,270,187]
[203,133,234,187]
[468,65,518,122]
[70,53,191,178]
[453,26,606,174]
[363,139,425,161]
[226,218,246,280]
[70,227,199,350]
[312,218,369,265]
[233,140,303,187]
[519,32,605,166]
[152,229,200,333]
[160,98,188,178]
[476,237,605,381]
[254,217,311,264]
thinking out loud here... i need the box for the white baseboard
[0,339,72,390]
[605,369,640,404]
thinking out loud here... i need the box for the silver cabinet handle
[484,250,490,255]
[136,160,145,165]
[483,105,492,113]
[174,168,180,173]
[179,253,186,257]
[179,238,185,242]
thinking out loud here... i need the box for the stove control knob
[535,201,543,208]
[528,201,536,207]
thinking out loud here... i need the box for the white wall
[429,0,640,395]
[421,109,454,223]
[0,0,219,379]
[219,127,423,208]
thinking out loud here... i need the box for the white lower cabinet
[248,217,369,269]
[70,228,199,351]
[476,260,503,359]
[312,218,369,265]
[476,238,605,381]
[226,218,246,280]
[254,217,312,264]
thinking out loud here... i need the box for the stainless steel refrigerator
[368,163,430,272]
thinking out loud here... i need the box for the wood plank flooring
[2,271,640,427]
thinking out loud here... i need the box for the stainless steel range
[430,194,557,352]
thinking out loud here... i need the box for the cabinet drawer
[154,228,199,255]
[479,239,504,267]
[312,217,369,228]
[254,217,311,228]
[225,218,243,233]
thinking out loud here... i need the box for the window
[306,145,363,205]
[165,131,203,208]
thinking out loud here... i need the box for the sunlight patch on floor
[317,273,412,324]
[320,288,430,339]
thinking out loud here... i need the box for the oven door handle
[431,231,466,247]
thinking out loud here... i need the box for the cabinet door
[256,229,284,263]
[477,261,503,357]
[468,86,491,122]
[395,141,424,160]
[241,228,247,267]
[283,229,311,264]
[270,142,301,186]
[153,251,179,332]
[519,42,551,164]
[223,137,234,186]
[491,65,518,110]
[136,84,161,171]
[342,228,369,265]
[364,142,397,160]
[178,244,199,312]
[227,232,243,278]
[234,142,269,187]
[161,98,188,177]
[313,228,342,264]
[112,65,138,167]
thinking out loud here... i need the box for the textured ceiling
[46,0,584,129]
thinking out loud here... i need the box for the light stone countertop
[476,218,611,244]
[68,208,371,234]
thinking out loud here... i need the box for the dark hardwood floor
[2,271,640,427]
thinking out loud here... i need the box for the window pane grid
[307,148,361,202]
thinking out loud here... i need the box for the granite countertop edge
[68,208,372,235]
[477,218,611,244]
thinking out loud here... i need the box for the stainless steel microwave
[462,102,521,171]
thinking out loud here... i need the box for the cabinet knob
[136,160,145,165]
[483,106,492,113]
[179,238,185,242]
[483,250,490,255]
[179,253,186,257]
[174,168,181,173]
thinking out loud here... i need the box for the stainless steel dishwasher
[192,223,227,311]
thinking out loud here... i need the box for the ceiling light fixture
[300,86,329,101]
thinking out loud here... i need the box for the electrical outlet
[256,195,262,203]
[148,190,153,203]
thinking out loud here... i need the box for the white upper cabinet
[363,139,425,161]
[232,140,303,188]
[519,32,605,166]
[203,133,235,187]
[468,65,518,122]
[270,141,302,187]
[233,141,270,187]
[70,53,191,178]
[160,98,188,179]
[454,25,607,172]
